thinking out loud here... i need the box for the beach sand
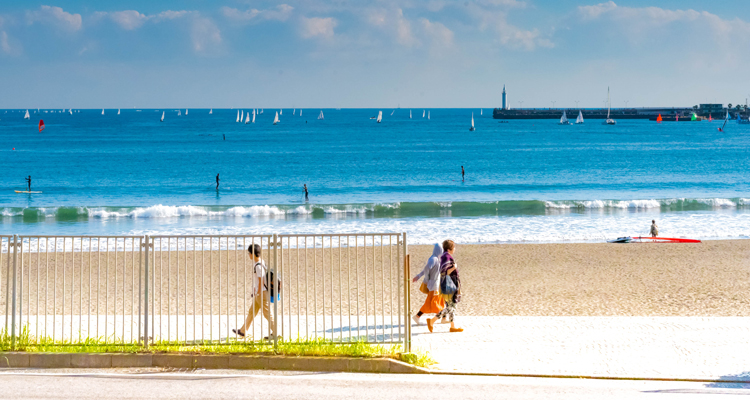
[3,240,749,317]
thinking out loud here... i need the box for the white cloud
[365,8,419,47]
[466,4,553,51]
[191,17,222,54]
[26,5,82,32]
[221,4,293,24]
[94,9,191,30]
[1,31,11,54]
[300,16,337,39]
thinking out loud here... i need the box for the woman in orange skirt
[412,243,445,325]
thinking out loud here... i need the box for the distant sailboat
[240,110,243,122]
[718,110,729,132]
[101,109,105,115]
[469,113,475,131]
[376,111,382,123]
[69,109,73,115]
[245,111,250,124]
[604,87,616,125]
[260,109,264,114]
[279,109,282,116]
[185,109,188,115]
[117,109,120,115]
[177,110,181,116]
[576,110,584,124]
[409,110,412,119]
[299,109,302,117]
[252,109,256,123]
[480,109,483,116]
[209,109,213,114]
[390,110,395,116]
[273,111,280,125]
[559,111,570,125]
[318,110,324,120]
[23,110,30,119]
[236,110,240,123]
[160,111,164,122]
[656,114,662,123]
[293,109,296,116]
[422,110,425,118]
[428,111,430,120]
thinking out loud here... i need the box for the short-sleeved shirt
[254,260,267,292]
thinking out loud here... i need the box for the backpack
[439,259,458,295]
[261,265,282,300]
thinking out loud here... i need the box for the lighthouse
[502,85,507,110]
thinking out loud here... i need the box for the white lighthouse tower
[502,85,508,110]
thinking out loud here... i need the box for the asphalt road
[0,369,747,399]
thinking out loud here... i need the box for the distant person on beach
[304,184,309,201]
[412,243,445,325]
[427,240,463,333]
[650,220,659,237]
[233,244,276,339]
[216,173,220,190]
[461,166,465,181]
[25,175,31,192]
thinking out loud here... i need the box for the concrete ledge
[0,352,424,374]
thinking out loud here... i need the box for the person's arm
[257,276,263,296]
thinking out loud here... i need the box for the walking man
[304,184,309,202]
[216,173,220,190]
[650,220,659,237]
[25,175,31,192]
[233,244,276,340]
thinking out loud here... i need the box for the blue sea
[2,108,749,244]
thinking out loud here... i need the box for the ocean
[2,108,749,244]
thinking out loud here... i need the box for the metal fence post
[402,232,410,353]
[142,235,150,349]
[272,234,279,349]
[10,235,18,350]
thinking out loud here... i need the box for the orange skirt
[419,291,445,314]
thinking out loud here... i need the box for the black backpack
[258,262,281,298]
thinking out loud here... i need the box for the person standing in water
[461,166,465,181]
[650,220,659,237]
[216,173,220,190]
[304,184,309,201]
[25,176,31,192]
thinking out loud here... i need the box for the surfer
[304,184,309,202]
[25,175,31,192]
[461,166,465,182]
[650,220,659,237]
[216,173,220,190]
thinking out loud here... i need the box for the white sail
[102,109,105,115]
[240,110,243,122]
[422,110,425,118]
[605,87,616,125]
[117,109,120,115]
[576,110,584,124]
[376,111,382,123]
[260,109,263,114]
[428,111,430,120]
[560,111,569,124]
[69,109,73,115]
[245,111,250,124]
[409,110,412,119]
[300,109,302,117]
[273,111,280,125]
[318,110,324,120]
[279,109,282,116]
[390,110,395,116]
[161,111,164,122]
[252,109,256,123]
[470,113,475,131]
[480,109,483,115]
[293,109,296,116]
[209,109,213,114]
[236,110,240,122]
[23,110,30,119]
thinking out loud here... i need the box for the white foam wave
[545,200,662,209]
[695,198,737,208]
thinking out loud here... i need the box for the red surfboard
[633,237,701,243]
[38,119,45,132]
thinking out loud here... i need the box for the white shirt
[254,260,267,292]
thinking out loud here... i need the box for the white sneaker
[412,315,421,325]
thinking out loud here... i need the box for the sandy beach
[3,240,750,318]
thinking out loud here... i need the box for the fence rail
[0,233,411,351]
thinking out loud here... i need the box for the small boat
[422,110,425,118]
[318,110,324,120]
[101,109,105,115]
[117,109,120,115]
[390,110,395,116]
[279,109,283,116]
[299,109,302,117]
[23,110,30,119]
[718,110,729,132]
[245,111,250,124]
[480,109,483,115]
[185,109,188,115]
[38,119,45,132]
[293,109,295,116]
[240,110,243,122]
[209,109,213,114]
[160,111,164,122]
[251,109,256,123]
[15,191,43,194]
[559,111,570,125]
[409,110,412,119]
[69,109,73,115]
[469,113,475,131]
[273,111,280,125]
[604,87,616,125]
[177,110,181,116]
[575,110,584,124]
[427,111,430,120]
[632,237,701,243]
[656,114,662,123]
[376,111,382,123]
[236,110,240,122]
[708,114,712,122]
[260,109,264,114]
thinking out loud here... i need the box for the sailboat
[656,114,662,123]
[245,111,250,124]
[273,111,280,125]
[69,109,73,115]
[279,109,282,116]
[559,111,570,125]
[293,109,296,116]
[469,113,475,131]
[251,109,256,123]
[236,110,240,122]
[209,109,213,114]
[576,110,584,124]
[299,109,302,117]
[428,111,430,120]
[185,109,188,115]
[390,110,395,116]
[604,87,616,125]
[177,110,181,116]
[117,109,121,115]
[376,111,382,123]
[480,109,483,116]
[718,111,729,132]
[240,110,243,122]
[422,110,425,118]
[260,109,264,114]
[318,110,324,120]
[160,111,165,122]
[101,109,105,115]
[23,110,30,120]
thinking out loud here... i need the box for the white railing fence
[0,233,411,351]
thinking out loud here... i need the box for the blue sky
[1,1,749,108]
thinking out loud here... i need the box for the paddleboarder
[650,220,659,237]
[25,175,31,192]
[461,166,465,182]
[216,173,220,190]
[304,184,309,202]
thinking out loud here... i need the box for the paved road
[0,369,747,399]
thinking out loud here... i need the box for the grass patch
[0,328,435,368]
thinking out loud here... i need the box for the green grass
[0,327,435,368]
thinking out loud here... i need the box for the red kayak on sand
[633,237,701,243]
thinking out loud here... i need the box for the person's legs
[261,292,276,336]
[240,295,262,333]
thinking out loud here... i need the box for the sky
[1,0,749,109]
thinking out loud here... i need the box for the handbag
[440,273,457,295]
[419,282,429,294]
